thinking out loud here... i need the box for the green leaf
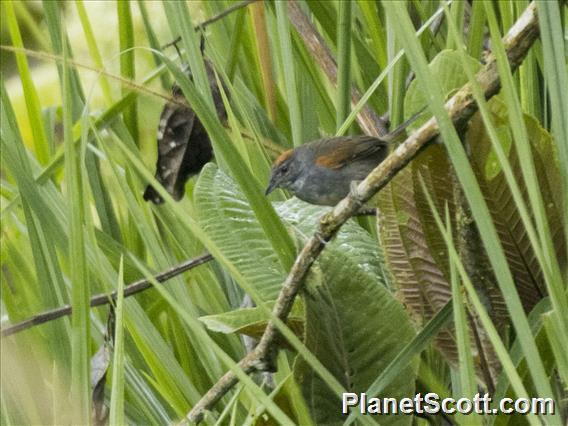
[194,164,287,301]
[467,105,566,311]
[199,300,304,340]
[75,0,113,104]
[336,1,352,130]
[3,0,49,164]
[276,199,389,287]
[404,50,482,129]
[263,196,414,426]
[109,257,126,425]
[536,1,568,248]
[117,0,138,142]
[275,0,303,147]
[62,38,90,424]
[483,1,568,345]
[294,252,417,426]
[343,301,453,426]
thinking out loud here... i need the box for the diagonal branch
[1,253,213,337]
[185,2,540,423]
[286,0,388,137]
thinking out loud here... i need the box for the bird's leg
[347,181,376,216]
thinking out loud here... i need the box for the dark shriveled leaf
[378,166,461,367]
[379,51,564,383]
[91,308,115,426]
[144,60,226,204]
[379,106,563,384]
[91,343,110,426]
[468,107,566,311]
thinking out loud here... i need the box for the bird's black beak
[265,176,278,196]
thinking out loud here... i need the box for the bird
[265,135,389,206]
[265,112,423,206]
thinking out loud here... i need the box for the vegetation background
[1,1,566,425]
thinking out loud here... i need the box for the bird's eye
[280,165,289,174]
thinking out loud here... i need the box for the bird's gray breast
[291,164,352,206]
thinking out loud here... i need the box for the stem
[336,1,352,131]
[1,253,213,337]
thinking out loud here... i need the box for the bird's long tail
[383,106,428,143]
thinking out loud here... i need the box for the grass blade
[117,0,138,142]
[3,0,49,164]
[109,257,126,425]
[536,1,568,256]
[75,0,113,105]
[336,1,352,131]
[62,35,90,424]
[275,1,303,147]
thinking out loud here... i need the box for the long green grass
[1,1,566,425]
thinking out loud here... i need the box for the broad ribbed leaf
[276,199,388,286]
[194,163,286,301]
[392,167,449,313]
[377,182,423,309]
[195,165,415,424]
[411,145,456,288]
[194,163,393,302]
[277,198,415,426]
[293,248,416,426]
[380,49,564,385]
[380,51,505,377]
[378,166,460,366]
[468,106,566,311]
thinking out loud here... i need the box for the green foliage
[1,1,566,425]
[295,250,416,426]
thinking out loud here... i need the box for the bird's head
[265,149,305,196]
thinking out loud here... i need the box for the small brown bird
[265,136,388,206]
[265,112,423,206]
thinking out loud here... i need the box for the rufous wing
[314,136,388,170]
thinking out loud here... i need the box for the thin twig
[166,0,257,48]
[286,0,388,137]
[467,311,496,394]
[196,0,257,31]
[0,46,184,107]
[3,1,256,107]
[185,3,540,423]
[1,253,213,338]
[1,2,257,108]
